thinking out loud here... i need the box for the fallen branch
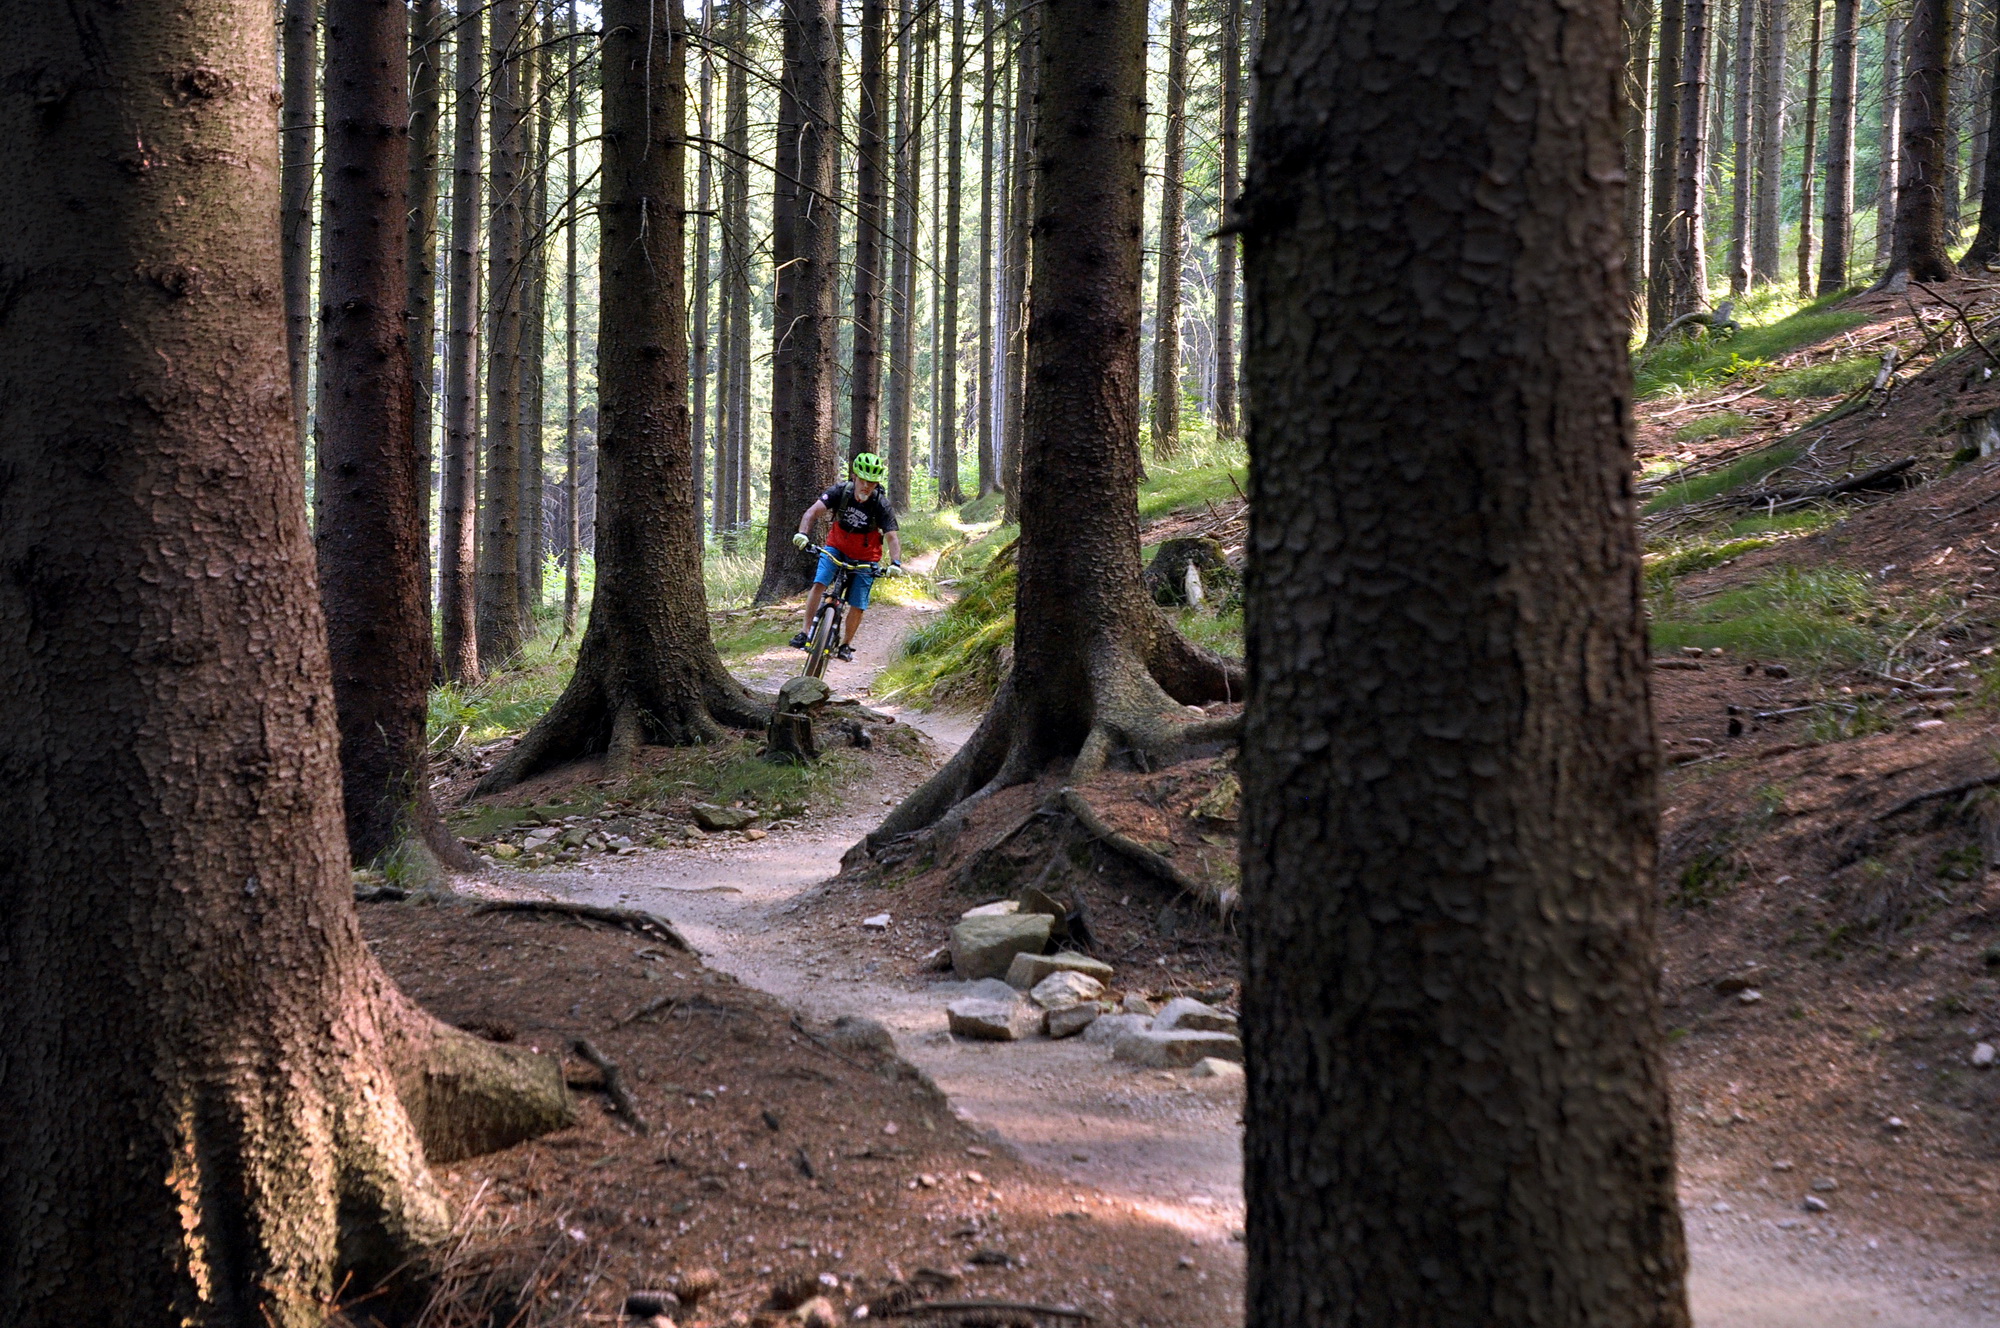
[1735,456,1917,509]
[1913,281,2000,366]
[1873,771,2000,822]
[1641,300,1740,351]
[473,900,695,952]
[1059,788,1237,917]
[879,1302,1094,1322]
[572,1038,649,1134]
[612,992,680,1029]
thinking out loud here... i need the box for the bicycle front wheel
[804,605,839,678]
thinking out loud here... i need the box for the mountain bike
[799,543,877,679]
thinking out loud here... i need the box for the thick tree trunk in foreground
[1887,0,1957,284]
[1150,0,1190,460]
[872,0,1240,846]
[316,0,464,871]
[0,5,572,1319]
[1729,0,1753,291]
[479,0,529,663]
[1879,12,1905,267]
[1752,0,1786,280]
[1670,0,1710,315]
[409,0,447,616]
[1962,0,2000,266]
[479,0,768,794]
[1646,0,1683,329]
[1218,0,1244,432]
[1798,0,1822,292]
[758,0,843,602]
[852,0,889,462]
[1819,0,1859,291]
[283,0,317,458]
[1236,0,1691,1312]
[441,0,484,682]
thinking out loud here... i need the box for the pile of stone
[942,900,1240,1067]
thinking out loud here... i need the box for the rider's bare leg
[841,607,865,646]
[802,582,826,630]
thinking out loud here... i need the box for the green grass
[1642,537,1777,594]
[1650,565,1891,663]
[630,740,862,812]
[1762,354,1879,400]
[1137,451,1247,522]
[1724,507,1843,539]
[1635,290,1870,400]
[1642,442,1800,513]
[1674,411,1754,443]
[874,554,1017,706]
[1178,605,1243,658]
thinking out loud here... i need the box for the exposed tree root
[470,899,696,952]
[572,1038,649,1134]
[1059,788,1238,917]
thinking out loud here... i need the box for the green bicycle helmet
[851,451,888,483]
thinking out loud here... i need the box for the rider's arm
[884,532,903,566]
[798,499,828,537]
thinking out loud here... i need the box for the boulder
[1112,1029,1243,1068]
[1029,970,1106,1010]
[962,899,1021,919]
[1005,951,1115,989]
[828,1016,895,1055]
[1191,1056,1244,1080]
[947,996,1038,1041]
[1154,997,1236,1033]
[1045,1004,1102,1039]
[1120,993,1156,1016]
[949,912,1053,980]
[692,803,757,832]
[1081,1013,1153,1045]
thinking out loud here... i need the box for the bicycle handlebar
[803,542,877,572]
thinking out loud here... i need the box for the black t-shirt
[820,481,898,560]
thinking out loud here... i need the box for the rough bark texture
[1752,0,1786,279]
[1879,13,1905,267]
[1670,0,1710,315]
[409,0,447,616]
[871,0,1241,846]
[722,5,753,534]
[0,4,572,1319]
[1646,0,1684,329]
[1819,0,1858,290]
[939,0,968,502]
[283,0,318,458]
[1798,0,1822,293]
[693,0,715,539]
[758,0,843,602]
[1729,0,1753,290]
[1150,0,1190,460]
[441,0,484,682]
[1218,0,1245,431]
[479,0,529,663]
[1962,0,2000,266]
[1888,0,1956,284]
[1000,1,1036,522]
[519,22,550,627]
[886,0,923,501]
[316,0,464,870]
[1235,0,1692,1312]
[976,0,998,495]
[567,0,587,633]
[851,0,889,462]
[478,0,769,794]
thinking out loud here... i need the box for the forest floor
[381,327,2000,1323]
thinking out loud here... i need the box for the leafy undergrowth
[1649,566,1897,664]
[1634,287,1869,400]
[875,548,1017,706]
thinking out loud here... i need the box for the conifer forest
[15,0,2000,1323]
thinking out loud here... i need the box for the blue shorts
[815,551,876,609]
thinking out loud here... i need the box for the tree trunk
[852,0,889,462]
[1236,0,1693,1314]
[1670,0,1711,314]
[1947,0,1970,231]
[478,0,770,794]
[316,0,466,870]
[887,0,923,502]
[1798,0,1822,293]
[1963,0,2000,265]
[0,2,572,1316]
[566,0,585,634]
[1729,0,1753,290]
[726,11,754,532]
[1150,0,1190,460]
[939,0,968,502]
[1000,1,1037,522]
[976,0,998,496]
[1752,0,1786,279]
[1709,0,1730,200]
[1968,2,1991,222]
[871,0,1240,846]
[441,0,484,682]
[1647,0,1684,329]
[519,17,550,628]
[479,0,528,662]
[1879,11,1904,267]
[693,0,715,540]
[758,0,843,602]
[283,0,317,459]
[409,0,447,631]
[1819,0,1859,290]
[1887,0,1957,284]
[1218,0,1244,433]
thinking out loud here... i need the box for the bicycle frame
[801,544,873,679]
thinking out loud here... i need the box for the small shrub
[1762,354,1879,400]
[1674,411,1753,443]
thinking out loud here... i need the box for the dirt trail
[474,599,1999,1324]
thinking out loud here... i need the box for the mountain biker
[789,452,902,661]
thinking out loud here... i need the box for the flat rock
[1081,1013,1153,1045]
[949,913,1053,981]
[1029,970,1105,1010]
[962,899,1021,919]
[1120,993,1156,1016]
[1191,1057,1244,1080]
[1045,1005,1101,1039]
[1155,997,1236,1033]
[1006,951,1115,989]
[947,997,1038,1041]
[1112,1029,1243,1068]
[691,803,756,832]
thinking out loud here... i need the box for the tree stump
[765,675,832,764]
[1143,537,1234,607]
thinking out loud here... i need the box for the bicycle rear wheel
[803,605,840,678]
